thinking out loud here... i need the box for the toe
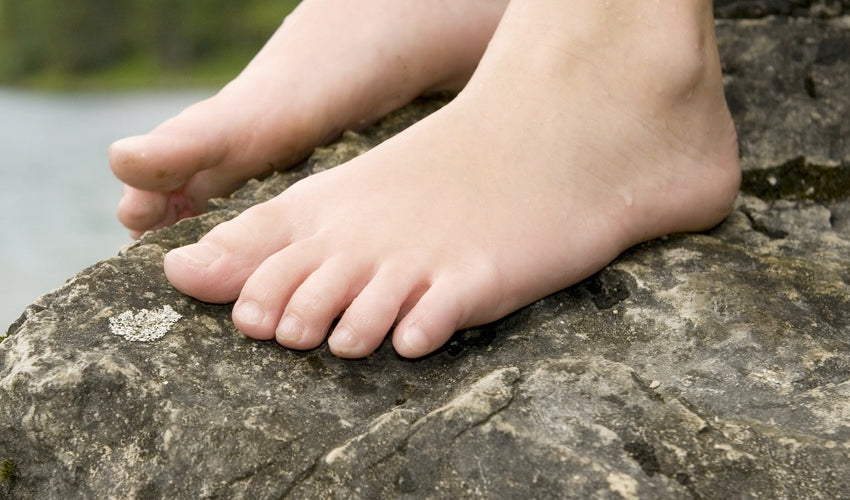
[118,185,204,237]
[109,95,231,192]
[328,263,425,359]
[163,198,297,303]
[232,239,326,340]
[180,164,266,213]
[275,256,367,350]
[109,133,217,192]
[392,281,468,359]
[117,186,169,236]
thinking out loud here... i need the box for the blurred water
[0,88,213,331]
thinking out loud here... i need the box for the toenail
[276,315,303,344]
[170,242,222,268]
[329,326,362,353]
[400,325,431,354]
[233,301,266,327]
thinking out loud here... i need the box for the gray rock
[2,12,849,500]
[715,0,849,19]
[718,16,850,170]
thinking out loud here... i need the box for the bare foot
[109,0,507,238]
[164,0,741,359]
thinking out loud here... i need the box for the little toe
[392,282,468,359]
[328,265,423,359]
[276,257,367,350]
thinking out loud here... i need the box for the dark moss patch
[742,157,850,202]
[714,0,830,19]
[804,70,818,99]
[623,439,661,476]
[0,459,18,486]
[444,326,498,357]
[578,269,632,310]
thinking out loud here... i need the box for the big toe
[163,200,296,303]
[109,132,219,192]
[163,241,241,303]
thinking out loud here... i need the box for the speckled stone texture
[2,9,849,500]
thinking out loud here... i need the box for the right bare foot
[164,0,741,360]
[109,0,507,238]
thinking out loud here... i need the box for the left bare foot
[164,0,741,359]
[109,0,506,238]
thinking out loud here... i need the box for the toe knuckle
[290,290,324,318]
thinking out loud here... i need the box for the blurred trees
[0,0,299,86]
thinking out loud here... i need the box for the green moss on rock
[0,459,18,485]
[742,156,850,203]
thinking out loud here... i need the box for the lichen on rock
[108,305,182,342]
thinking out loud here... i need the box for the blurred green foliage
[0,0,300,88]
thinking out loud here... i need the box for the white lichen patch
[109,305,182,342]
[606,471,639,500]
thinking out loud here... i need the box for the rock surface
[2,11,850,500]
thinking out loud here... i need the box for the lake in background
[0,88,213,331]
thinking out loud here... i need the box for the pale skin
[110,0,741,359]
[111,0,507,238]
